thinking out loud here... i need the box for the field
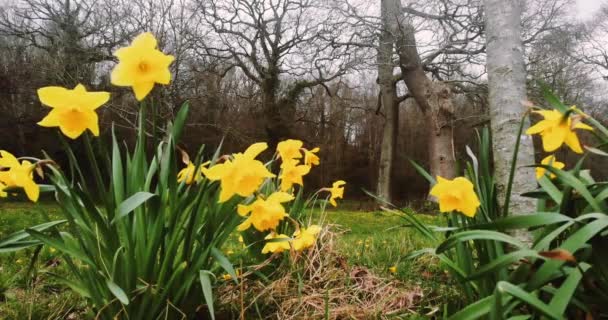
[0,201,454,319]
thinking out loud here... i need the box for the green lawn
[0,201,454,319]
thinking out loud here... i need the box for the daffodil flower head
[303,147,320,166]
[536,154,565,180]
[277,139,303,161]
[526,108,593,154]
[111,32,175,101]
[236,191,294,232]
[429,176,480,218]
[177,161,208,185]
[292,225,322,251]
[389,266,397,274]
[326,180,346,207]
[261,233,292,254]
[202,142,275,202]
[0,151,39,202]
[37,84,109,139]
[279,159,310,191]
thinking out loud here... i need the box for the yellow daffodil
[237,192,294,232]
[202,143,275,202]
[303,147,320,166]
[177,161,209,185]
[0,151,39,202]
[429,176,480,218]
[526,108,593,154]
[222,274,232,281]
[325,180,346,207]
[292,225,322,251]
[261,233,292,254]
[111,32,175,101]
[389,266,397,274]
[536,155,565,180]
[37,84,109,139]
[279,159,310,191]
[277,139,303,161]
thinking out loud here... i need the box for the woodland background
[1,0,607,203]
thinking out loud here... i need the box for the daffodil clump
[404,91,608,318]
[0,32,344,319]
[526,105,593,181]
[180,138,346,255]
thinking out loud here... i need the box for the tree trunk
[384,0,456,180]
[377,1,399,202]
[427,82,457,179]
[485,0,536,239]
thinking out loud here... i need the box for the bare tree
[0,0,136,85]
[193,0,363,146]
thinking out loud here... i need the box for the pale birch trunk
[376,0,399,202]
[484,0,536,239]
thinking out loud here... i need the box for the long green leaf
[437,230,527,254]
[112,192,156,224]
[26,229,94,265]
[465,213,571,231]
[496,281,562,320]
[467,250,541,280]
[548,264,589,314]
[0,220,66,248]
[199,270,215,320]
[211,248,237,284]
[106,279,129,305]
[449,295,495,320]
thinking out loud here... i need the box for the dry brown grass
[217,227,424,319]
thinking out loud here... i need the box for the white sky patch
[576,0,605,20]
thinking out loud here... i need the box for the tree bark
[377,0,399,202]
[427,82,457,180]
[484,0,536,237]
[384,0,457,180]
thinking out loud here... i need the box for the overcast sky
[576,0,605,20]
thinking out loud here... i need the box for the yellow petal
[535,167,546,179]
[237,204,252,217]
[573,122,593,131]
[541,127,567,152]
[244,142,268,159]
[218,186,235,203]
[85,112,100,136]
[564,131,583,154]
[23,179,39,202]
[526,120,553,135]
[132,82,155,101]
[111,63,135,86]
[201,162,230,180]
[81,90,110,111]
[38,87,70,109]
[0,150,20,168]
[237,218,252,231]
[329,198,337,207]
[267,192,295,203]
[132,32,158,49]
[38,109,62,127]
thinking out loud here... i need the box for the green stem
[502,113,529,217]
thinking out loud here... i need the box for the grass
[0,201,455,319]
